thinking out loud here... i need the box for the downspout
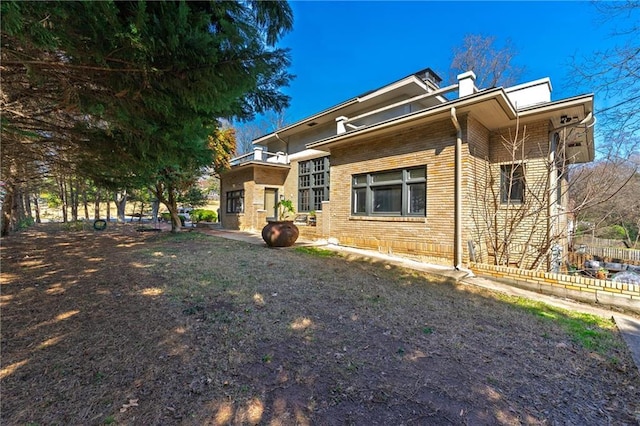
[450,107,463,270]
[274,132,289,163]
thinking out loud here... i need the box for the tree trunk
[15,189,26,226]
[151,199,160,225]
[58,177,68,223]
[106,199,111,222]
[115,191,127,223]
[2,189,14,236]
[150,182,181,232]
[94,190,101,220]
[83,189,89,220]
[70,179,79,222]
[33,195,41,223]
[24,192,32,218]
[167,184,182,233]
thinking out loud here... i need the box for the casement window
[298,156,330,212]
[352,167,426,216]
[500,164,525,204]
[226,190,244,213]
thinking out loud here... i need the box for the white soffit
[357,75,428,103]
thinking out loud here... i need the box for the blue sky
[272,1,620,125]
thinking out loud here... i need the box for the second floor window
[226,190,244,213]
[500,164,525,204]
[299,156,330,212]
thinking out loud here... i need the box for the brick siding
[471,263,640,313]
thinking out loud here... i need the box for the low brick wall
[469,263,640,314]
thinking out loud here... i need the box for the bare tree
[450,34,525,88]
[234,110,290,154]
[568,2,640,158]
[468,117,615,271]
[571,154,640,248]
[470,119,555,270]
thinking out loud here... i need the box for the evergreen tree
[1,1,293,233]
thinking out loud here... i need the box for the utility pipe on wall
[450,107,463,270]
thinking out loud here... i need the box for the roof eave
[306,88,516,150]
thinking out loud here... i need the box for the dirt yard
[2,223,639,425]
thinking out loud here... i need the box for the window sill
[349,216,426,223]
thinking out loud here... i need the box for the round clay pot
[261,221,299,247]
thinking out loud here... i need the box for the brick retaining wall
[469,263,640,314]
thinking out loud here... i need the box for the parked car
[178,207,193,220]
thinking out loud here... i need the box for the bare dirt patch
[2,224,639,425]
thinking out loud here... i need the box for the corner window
[226,190,244,213]
[299,156,330,212]
[500,164,525,204]
[352,167,426,216]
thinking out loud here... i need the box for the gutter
[307,87,515,150]
[450,107,463,270]
[274,132,289,161]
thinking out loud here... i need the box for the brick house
[220,68,595,271]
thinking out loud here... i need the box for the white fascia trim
[287,149,330,162]
[517,94,594,118]
[306,88,517,149]
[252,98,360,145]
[254,77,431,146]
[357,75,428,102]
[505,77,553,94]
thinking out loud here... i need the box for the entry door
[264,188,278,221]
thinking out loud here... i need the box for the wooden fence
[574,236,631,249]
[572,246,640,263]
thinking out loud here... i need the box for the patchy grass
[294,245,341,257]
[1,223,639,425]
[497,295,622,353]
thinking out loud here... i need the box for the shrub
[160,212,184,226]
[191,209,217,223]
[18,216,35,230]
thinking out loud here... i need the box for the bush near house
[160,212,188,226]
[190,209,217,223]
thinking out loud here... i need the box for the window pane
[313,188,324,211]
[226,190,244,213]
[299,157,329,211]
[408,168,425,180]
[373,186,402,213]
[299,189,310,212]
[353,175,367,186]
[501,165,524,203]
[313,172,324,186]
[372,171,402,183]
[353,188,367,214]
[408,183,426,214]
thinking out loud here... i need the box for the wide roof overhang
[305,88,595,163]
[253,75,433,146]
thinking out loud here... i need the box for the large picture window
[500,164,525,204]
[226,190,244,213]
[298,156,330,212]
[352,167,426,216]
